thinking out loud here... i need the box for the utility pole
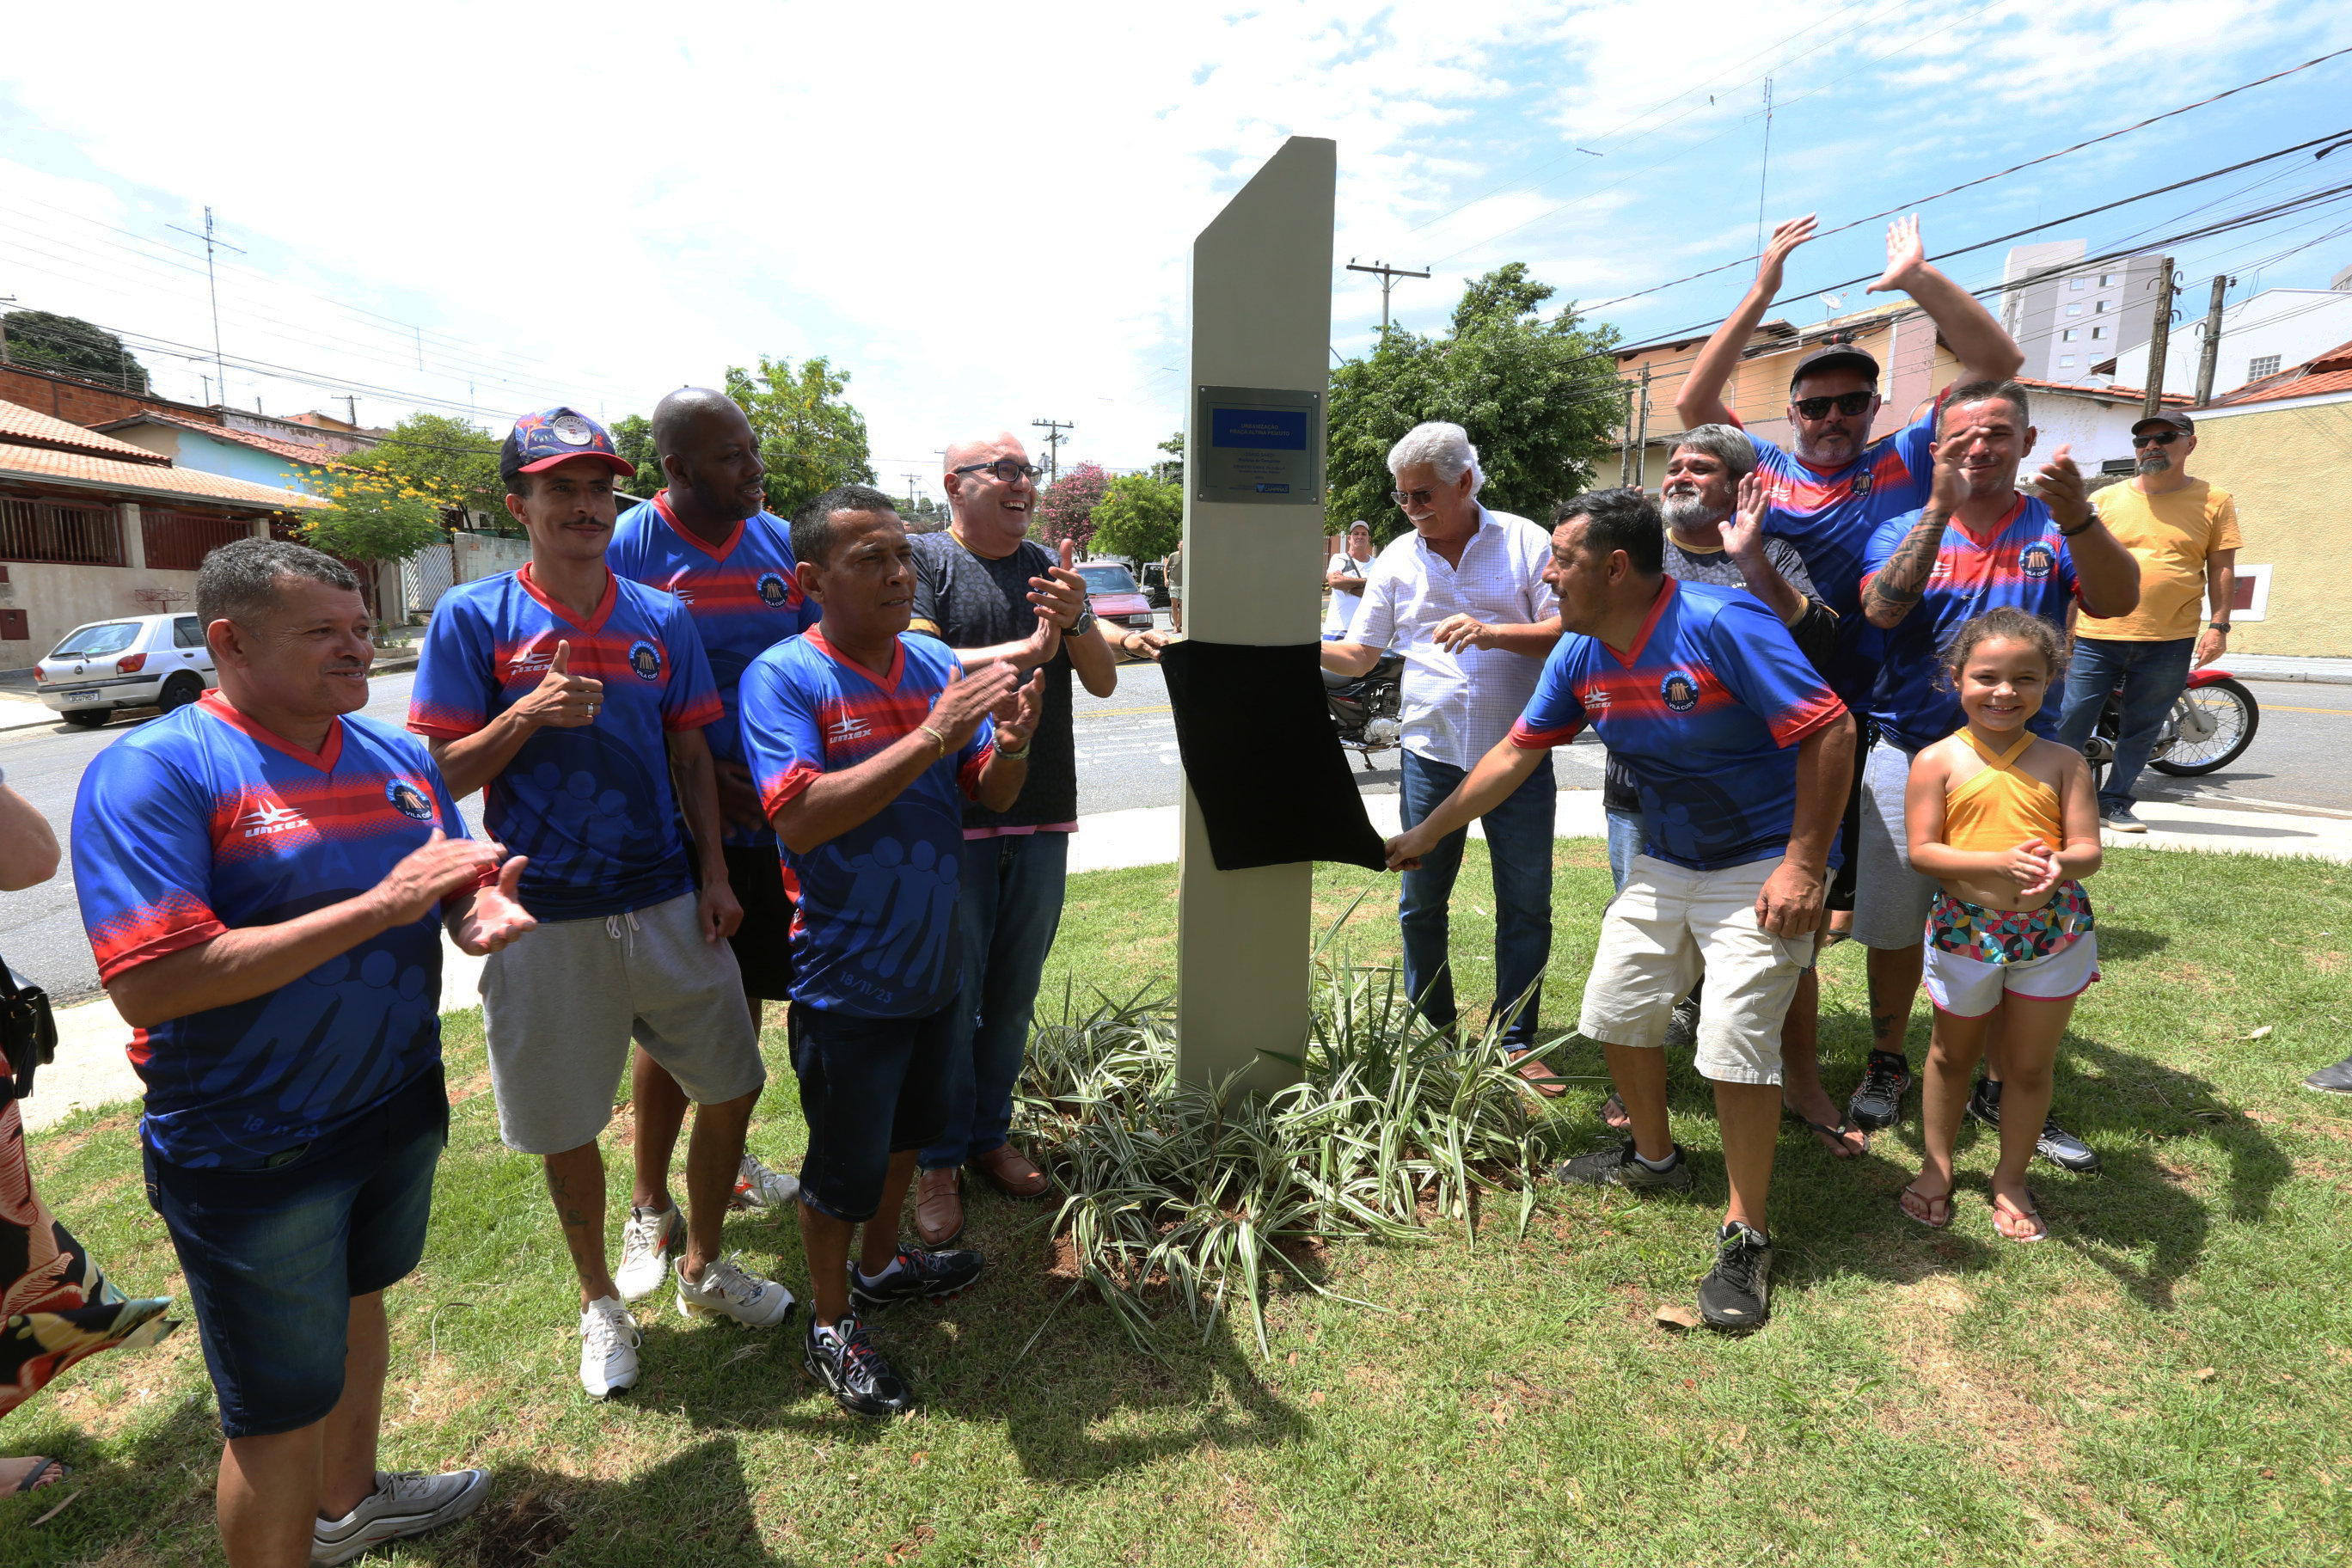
[1754,77,1775,260]
[167,206,244,408]
[1030,418,1074,484]
[2193,274,2236,407]
[902,470,925,511]
[1618,381,1636,485]
[1632,364,1653,490]
[345,395,359,428]
[2141,256,2177,422]
[1345,260,1431,334]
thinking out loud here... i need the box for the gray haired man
[1321,421,1562,1083]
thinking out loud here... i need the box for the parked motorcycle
[1324,652,1404,769]
[2082,665,2260,783]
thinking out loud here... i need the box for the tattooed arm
[1861,509,1951,628]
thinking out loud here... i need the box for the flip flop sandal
[1785,1105,1869,1159]
[1991,1191,2049,1243]
[1599,1092,1631,1130]
[1897,1185,1954,1229]
[0,1458,70,1501]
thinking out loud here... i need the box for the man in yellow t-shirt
[2054,411,2240,830]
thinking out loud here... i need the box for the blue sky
[2,2,2347,501]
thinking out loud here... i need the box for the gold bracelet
[918,724,948,756]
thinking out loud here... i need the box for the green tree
[1035,462,1110,554]
[1091,474,1184,565]
[300,470,448,565]
[1153,430,1185,487]
[1327,262,1621,542]
[609,413,665,499]
[339,413,505,527]
[724,356,875,519]
[2,310,150,393]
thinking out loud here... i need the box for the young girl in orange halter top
[1897,608,2102,1242]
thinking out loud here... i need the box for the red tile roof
[0,441,327,510]
[0,399,170,463]
[2210,337,2352,406]
[95,411,345,470]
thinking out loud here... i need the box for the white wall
[2024,392,2147,475]
[1,560,201,670]
[2110,289,2352,399]
[453,531,531,582]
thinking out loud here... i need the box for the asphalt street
[5,646,2342,1007]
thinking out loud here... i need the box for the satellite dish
[1819,292,1847,315]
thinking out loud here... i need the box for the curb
[2230,668,2352,688]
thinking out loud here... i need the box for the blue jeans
[2054,636,2196,813]
[1398,750,1556,1049]
[1606,805,1643,893]
[922,830,1069,1170]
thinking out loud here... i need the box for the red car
[1079,563,1157,640]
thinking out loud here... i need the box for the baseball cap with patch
[2130,410,2196,438]
[1790,344,1880,390]
[499,406,635,487]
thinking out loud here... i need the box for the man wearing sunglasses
[904,433,1130,1246]
[1676,213,2024,1135]
[2051,412,2238,832]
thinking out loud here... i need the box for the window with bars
[142,511,255,573]
[2248,354,2282,380]
[0,497,126,566]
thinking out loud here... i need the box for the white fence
[399,532,534,620]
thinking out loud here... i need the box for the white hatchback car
[34,613,217,727]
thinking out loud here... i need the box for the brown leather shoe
[1509,1050,1567,1099]
[968,1143,1050,1199]
[914,1167,964,1247]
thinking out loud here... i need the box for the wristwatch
[2208,621,2231,632]
[1072,607,1097,637]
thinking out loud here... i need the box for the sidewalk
[28,786,2348,1133]
[0,647,420,734]
[2223,653,2352,686]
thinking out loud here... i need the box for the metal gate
[400,542,457,619]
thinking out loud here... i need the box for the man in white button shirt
[1322,423,1563,1085]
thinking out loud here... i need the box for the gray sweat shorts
[1851,740,1939,951]
[481,891,766,1155]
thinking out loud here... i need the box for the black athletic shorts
[722,842,797,1001]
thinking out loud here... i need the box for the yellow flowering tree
[298,470,451,565]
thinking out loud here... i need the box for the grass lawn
[6,842,2350,1565]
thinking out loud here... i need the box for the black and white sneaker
[2302,1055,2352,1096]
[1663,994,1702,1048]
[848,1245,985,1312]
[1553,1139,1694,1192]
[803,1314,914,1418]
[1697,1222,1772,1332]
[1966,1078,2102,1173]
[1847,1050,1914,1130]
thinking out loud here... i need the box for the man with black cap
[412,407,794,1403]
[1675,213,2024,1134]
[2052,410,2239,831]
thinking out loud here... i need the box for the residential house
[2156,338,2352,657]
[2098,285,2352,402]
[0,396,324,670]
[2008,377,2191,476]
[90,411,339,497]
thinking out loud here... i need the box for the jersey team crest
[385,778,436,821]
[628,640,664,681]
[1850,471,1874,497]
[1659,671,1701,714]
[2018,541,2056,579]
[756,571,793,609]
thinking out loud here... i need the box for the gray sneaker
[2304,1055,2352,1096]
[2101,804,2148,833]
[312,1468,490,1565]
[1553,1139,1694,1191]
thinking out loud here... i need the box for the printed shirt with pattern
[1859,493,2081,754]
[609,494,821,847]
[1742,401,1939,698]
[408,564,722,921]
[1345,508,1561,770]
[738,629,993,1019]
[71,694,470,1167]
[1509,580,1848,871]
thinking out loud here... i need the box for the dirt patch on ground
[2154,962,2226,992]
[37,1110,137,1162]
[446,1069,493,1107]
[2309,951,2345,976]
[1877,1275,2070,1479]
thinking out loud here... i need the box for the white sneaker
[313,1467,491,1565]
[675,1253,797,1328]
[579,1296,640,1399]
[732,1150,801,1210]
[615,1203,683,1302]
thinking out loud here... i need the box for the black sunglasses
[1389,487,1434,506]
[2131,430,2183,448]
[952,458,1044,483]
[1792,390,1876,420]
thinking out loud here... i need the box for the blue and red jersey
[609,495,820,847]
[1510,579,1847,870]
[409,563,722,921]
[1860,493,2081,753]
[71,694,469,1167]
[1744,401,1939,698]
[738,629,992,1019]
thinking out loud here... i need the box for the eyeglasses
[1791,390,1876,420]
[952,459,1044,483]
[1389,487,1434,507]
[2130,430,2183,448]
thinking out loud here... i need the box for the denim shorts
[142,1064,447,1439]
[789,1004,953,1223]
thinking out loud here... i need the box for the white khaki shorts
[481,891,766,1155]
[1577,854,1816,1087]
[1924,930,2101,1018]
